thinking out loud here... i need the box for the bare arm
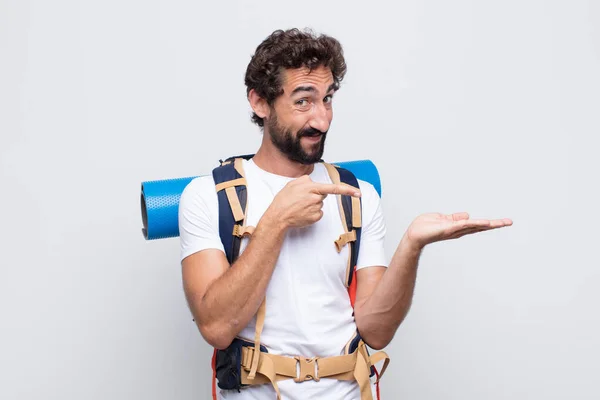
[353,235,421,350]
[182,176,361,349]
[182,212,287,349]
[354,212,513,350]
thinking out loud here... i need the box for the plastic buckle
[233,224,242,238]
[241,346,254,369]
[294,357,320,382]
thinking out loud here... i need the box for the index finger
[311,183,361,197]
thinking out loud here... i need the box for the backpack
[209,154,387,400]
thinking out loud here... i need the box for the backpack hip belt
[238,338,389,400]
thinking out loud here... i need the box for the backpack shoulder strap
[322,162,362,305]
[211,154,265,384]
[212,156,254,264]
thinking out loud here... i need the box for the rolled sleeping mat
[140,159,382,240]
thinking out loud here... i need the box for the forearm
[197,212,287,348]
[355,234,422,349]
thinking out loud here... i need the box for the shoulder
[357,179,379,200]
[179,174,218,211]
[182,174,216,196]
[356,178,384,229]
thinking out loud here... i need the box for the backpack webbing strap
[247,299,266,381]
[322,162,362,288]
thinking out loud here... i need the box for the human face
[265,66,336,164]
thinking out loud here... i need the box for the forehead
[281,66,334,93]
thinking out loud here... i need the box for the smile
[303,135,322,142]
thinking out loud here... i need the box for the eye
[324,94,333,104]
[296,99,309,106]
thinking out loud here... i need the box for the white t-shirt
[178,159,388,400]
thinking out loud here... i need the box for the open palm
[406,212,513,249]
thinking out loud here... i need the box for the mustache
[298,128,327,138]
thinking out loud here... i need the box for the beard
[266,112,327,165]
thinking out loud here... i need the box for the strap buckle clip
[334,230,357,252]
[233,224,255,238]
[294,356,320,382]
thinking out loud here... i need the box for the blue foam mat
[140,159,381,240]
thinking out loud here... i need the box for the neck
[252,134,315,178]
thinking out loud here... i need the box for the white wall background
[2,0,599,399]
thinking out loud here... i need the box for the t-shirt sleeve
[355,180,388,270]
[178,176,225,263]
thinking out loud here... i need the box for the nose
[309,103,331,133]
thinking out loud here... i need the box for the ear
[248,89,270,120]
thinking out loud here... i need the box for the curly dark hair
[244,28,347,127]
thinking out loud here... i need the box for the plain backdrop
[1,0,599,399]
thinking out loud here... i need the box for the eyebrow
[291,83,338,95]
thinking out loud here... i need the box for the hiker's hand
[404,212,513,250]
[268,175,361,229]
